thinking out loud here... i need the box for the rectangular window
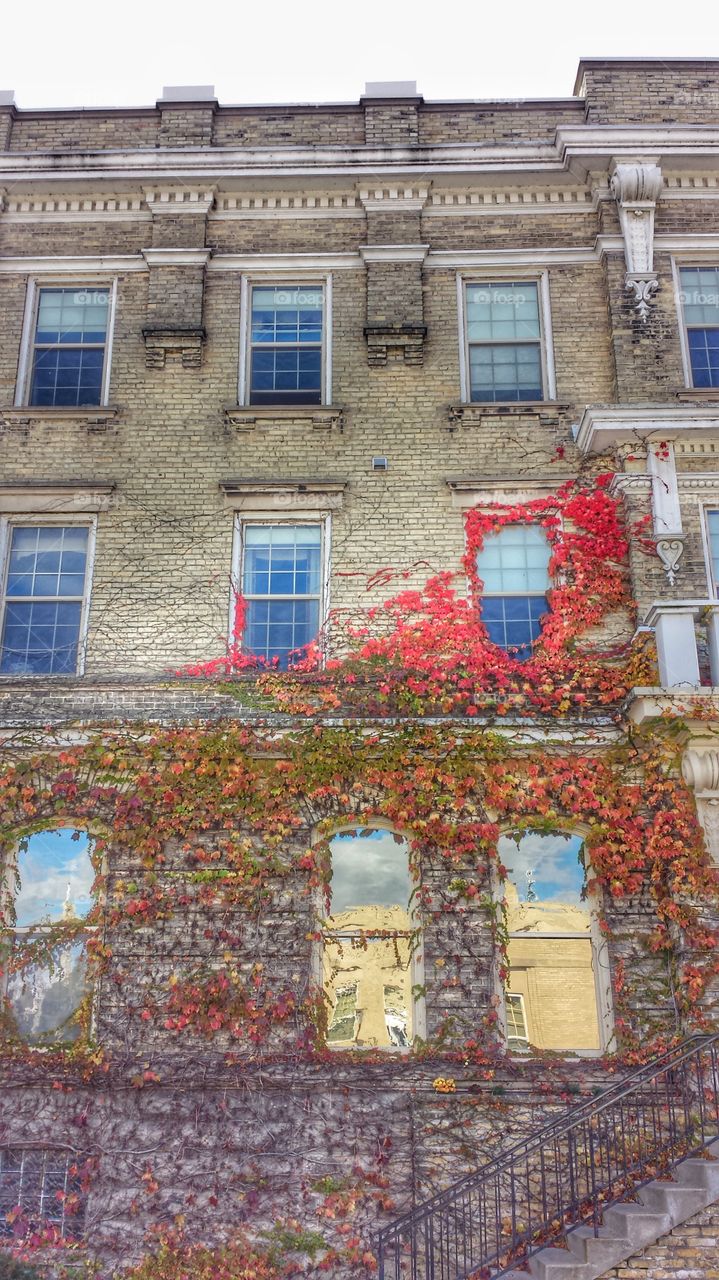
[0,1148,85,1238]
[476,524,551,658]
[248,285,324,405]
[28,287,110,408]
[0,524,91,675]
[327,984,358,1043]
[680,267,719,388]
[505,992,529,1050]
[465,281,544,402]
[241,524,322,668]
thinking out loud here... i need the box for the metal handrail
[376,1034,719,1280]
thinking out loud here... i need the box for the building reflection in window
[322,829,415,1049]
[499,830,602,1052]
[4,828,94,1042]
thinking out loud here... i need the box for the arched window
[321,828,420,1050]
[498,831,611,1054]
[3,828,95,1043]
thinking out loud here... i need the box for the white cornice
[0,254,147,273]
[3,126,719,188]
[207,251,363,272]
[575,404,719,454]
[359,244,429,263]
[425,240,623,269]
[141,247,212,267]
[3,232,719,279]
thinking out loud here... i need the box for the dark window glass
[29,288,109,408]
[1,526,89,675]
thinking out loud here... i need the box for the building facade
[0,61,718,1278]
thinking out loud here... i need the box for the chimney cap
[363,80,419,98]
[159,85,216,103]
[0,90,16,106]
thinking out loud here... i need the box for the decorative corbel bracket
[610,161,663,321]
[142,326,206,369]
[364,323,427,366]
[655,537,685,586]
[0,405,120,434]
[681,745,719,864]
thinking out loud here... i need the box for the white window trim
[0,514,97,679]
[237,273,332,407]
[15,278,118,409]
[230,513,331,662]
[457,270,556,405]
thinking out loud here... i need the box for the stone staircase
[503,1138,719,1280]
[376,1035,719,1280]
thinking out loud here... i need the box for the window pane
[500,832,600,1052]
[6,939,87,1043]
[1,527,88,674]
[498,831,587,919]
[30,347,104,407]
[688,328,719,388]
[35,288,109,345]
[323,830,414,1050]
[476,525,551,593]
[242,527,322,664]
[469,342,542,402]
[250,348,321,403]
[466,282,540,341]
[249,286,323,404]
[14,829,94,927]
[0,1148,85,1238]
[244,598,320,667]
[329,829,412,914]
[681,267,719,325]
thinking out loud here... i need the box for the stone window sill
[0,405,121,434]
[447,401,570,427]
[675,388,719,401]
[224,404,345,432]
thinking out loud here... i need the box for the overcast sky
[3,0,716,110]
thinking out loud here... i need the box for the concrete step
[636,1179,709,1218]
[601,1201,671,1250]
[566,1223,632,1268]
[518,1140,719,1280]
[673,1138,719,1191]
[528,1246,595,1280]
